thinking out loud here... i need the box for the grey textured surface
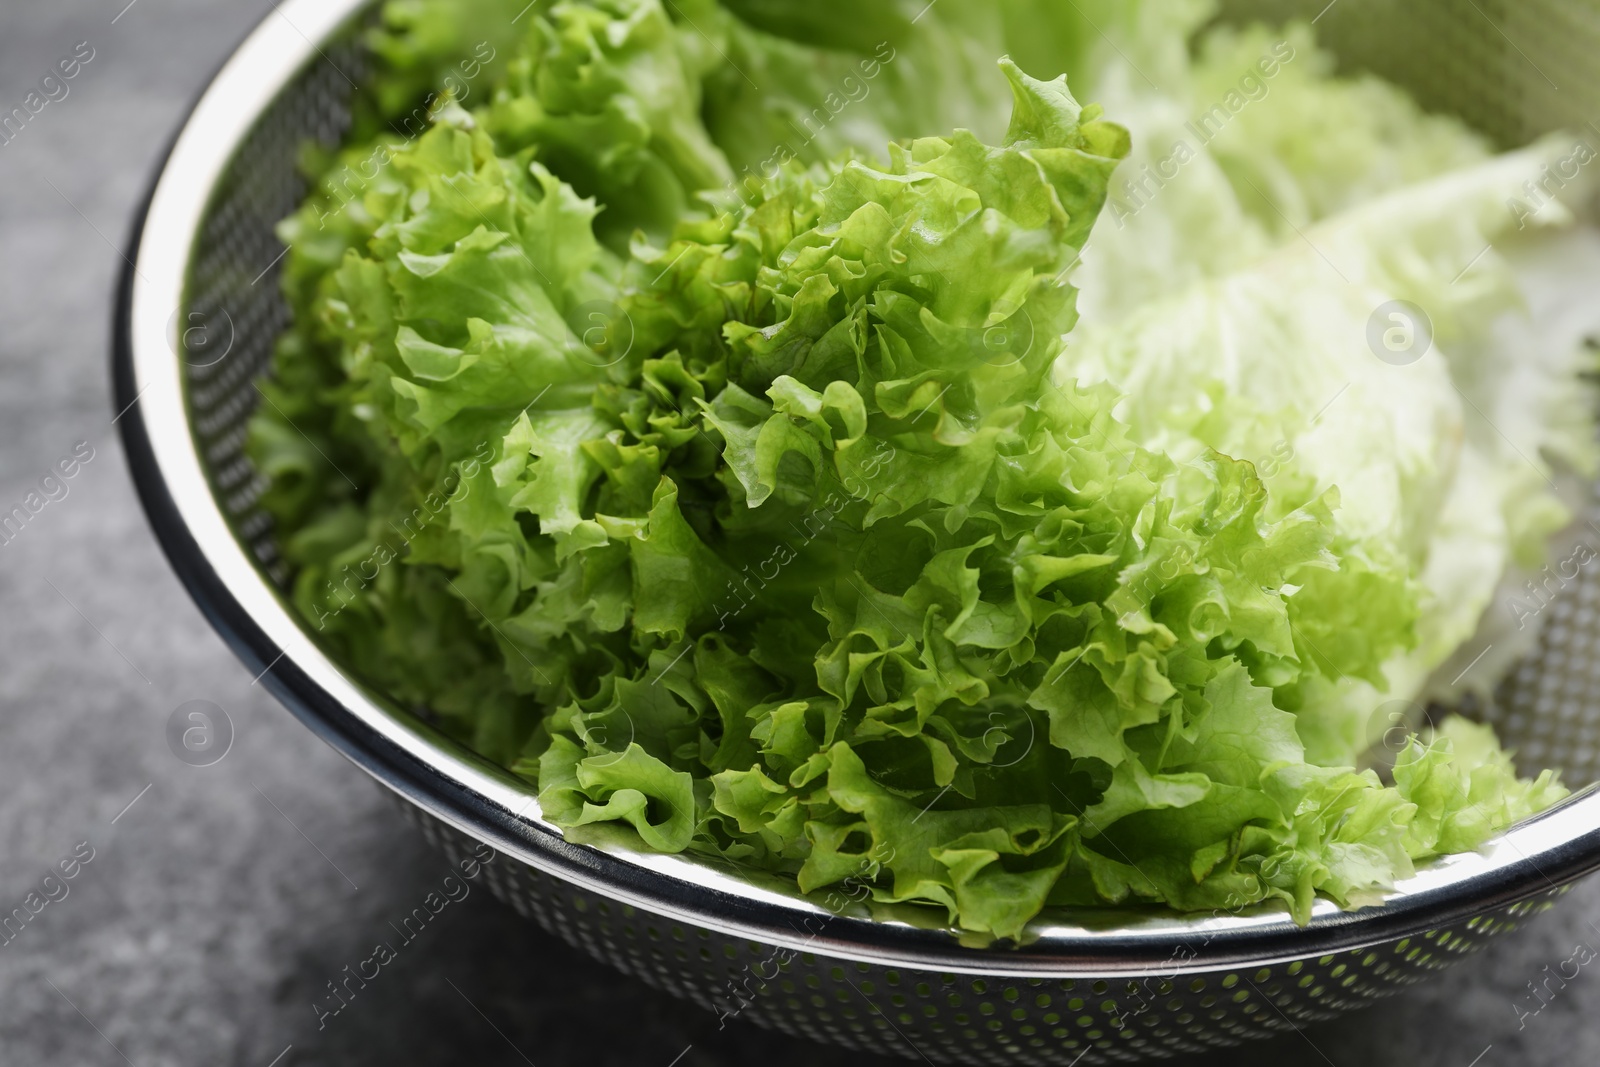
[2,1,1599,1065]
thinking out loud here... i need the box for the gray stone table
[0,1,1597,1064]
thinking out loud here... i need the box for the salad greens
[252,0,1583,940]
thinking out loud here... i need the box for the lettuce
[1064,142,1600,760]
[1059,3,1600,764]
[250,0,1576,940]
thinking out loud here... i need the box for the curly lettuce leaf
[1063,138,1598,766]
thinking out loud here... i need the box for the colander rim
[112,0,1600,979]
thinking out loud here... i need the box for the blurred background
[2,1,1600,1065]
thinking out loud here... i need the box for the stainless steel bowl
[113,0,1600,1061]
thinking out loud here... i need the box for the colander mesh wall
[396,796,1566,1064]
[1218,0,1600,150]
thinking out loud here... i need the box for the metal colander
[112,0,1600,1062]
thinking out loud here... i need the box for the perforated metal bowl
[113,1,1600,1062]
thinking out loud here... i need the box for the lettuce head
[249,0,1578,940]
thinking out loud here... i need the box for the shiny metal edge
[112,0,1600,979]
